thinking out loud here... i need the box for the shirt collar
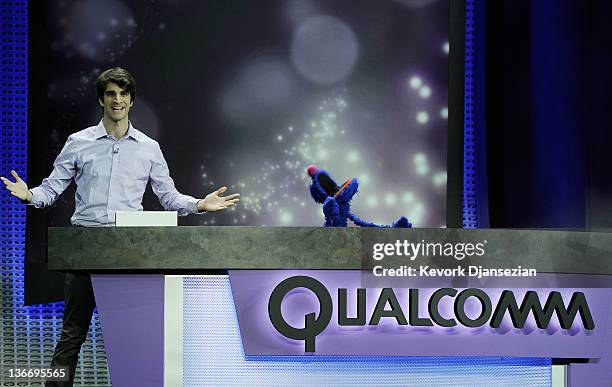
[95,120,141,142]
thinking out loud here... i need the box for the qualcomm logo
[268,276,595,352]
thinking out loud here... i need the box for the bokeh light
[416,111,429,124]
[291,15,359,85]
[62,0,136,62]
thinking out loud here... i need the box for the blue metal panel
[463,0,489,228]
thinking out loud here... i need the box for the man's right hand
[1,170,32,203]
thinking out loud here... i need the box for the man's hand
[1,170,32,203]
[197,186,240,212]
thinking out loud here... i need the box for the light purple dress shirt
[30,120,199,226]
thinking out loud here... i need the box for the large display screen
[41,0,448,227]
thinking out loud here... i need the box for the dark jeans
[45,273,96,387]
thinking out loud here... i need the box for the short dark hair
[96,67,136,102]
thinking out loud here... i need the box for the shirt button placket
[108,142,119,218]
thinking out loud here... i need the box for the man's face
[99,82,133,122]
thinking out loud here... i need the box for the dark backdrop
[486,0,612,229]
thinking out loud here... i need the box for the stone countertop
[48,226,612,274]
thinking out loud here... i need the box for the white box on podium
[115,211,178,227]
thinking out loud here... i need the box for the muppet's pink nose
[307,164,318,177]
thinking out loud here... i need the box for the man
[1,67,239,386]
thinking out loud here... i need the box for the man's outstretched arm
[2,135,77,208]
[149,142,239,214]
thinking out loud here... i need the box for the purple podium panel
[569,299,612,387]
[229,270,611,358]
[91,274,164,387]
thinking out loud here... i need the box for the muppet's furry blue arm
[348,212,411,228]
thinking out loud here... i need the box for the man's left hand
[197,187,240,212]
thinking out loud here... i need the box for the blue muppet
[307,164,412,228]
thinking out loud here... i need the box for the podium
[48,227,612,387]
